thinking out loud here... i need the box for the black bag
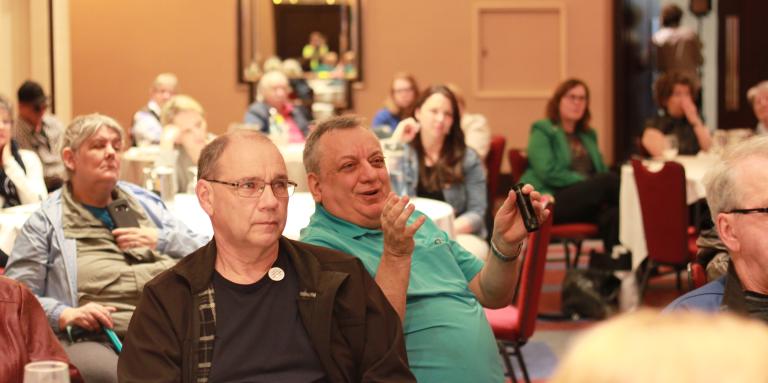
[561,268,621,319]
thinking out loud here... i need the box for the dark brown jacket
[117,237,414,382]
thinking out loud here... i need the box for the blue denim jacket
[390,145,487,237]
[4,181,210,331]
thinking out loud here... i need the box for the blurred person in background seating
[748,80,768,135]
[520,78,620,253]
[244,70,310,143]
[5,113,208,383]
[642,71,711,157]
[14,80,65,192]
[302,31,329,72]
[282,58,314,111]
[0,95,48,267]
[371,72,419,137]
[159,94,212,193]
[131,73,177,146]
[391,85,489,258]
[550,310,768,383]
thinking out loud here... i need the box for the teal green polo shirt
[300,204,504,383]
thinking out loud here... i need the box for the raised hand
[391,117,421,144]
[491,184,549,255]
[381,193,426,257]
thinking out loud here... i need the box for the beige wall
[354,0,614,164]
[67,0,612,163]
[70,0,250,133]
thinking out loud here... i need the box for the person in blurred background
[520,78,620,253]
[5,113,208,383]
[0,95,47,208]
[131,73,178,146]
[160,94,211,193]
[748,80,768,135]
[653,4,703,90]
[371,73,419,137]
[244,70,310,142]
[642,71,711,157]
[282,58,314,111]
[302,31,329,72]
[550,310,768,383]
[392,85,489,258]
[14,80,65,192]
[0,95,48,267]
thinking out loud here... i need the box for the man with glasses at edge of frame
[667,136,768,323]
[118,130,415,382]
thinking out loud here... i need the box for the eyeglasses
[564,94,587,103]
[204,178,297,198]
[725,207,768,215]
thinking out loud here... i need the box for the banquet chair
[507,148,598,268]
[631,159,698,299]
[484,208,553,383]
[485,135,507,204]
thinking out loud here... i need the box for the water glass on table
[24,361,70,383]
[662,134,679,160]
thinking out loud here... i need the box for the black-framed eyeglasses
[204,178,297,198]
[725,207,768,215]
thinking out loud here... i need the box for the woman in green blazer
[520,79,619,252]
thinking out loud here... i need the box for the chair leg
[572,239,584,268]
[638,260,654,301]
[676,270,683,291]
[513,344,531,383]
[497,341,517,383]
[561,240,572,269]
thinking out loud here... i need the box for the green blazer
[519,119,607,195]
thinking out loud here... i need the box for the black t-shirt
[645,114,701,155]
[416,165,446,201]
[567,132,595,178]
[208,249,327,383]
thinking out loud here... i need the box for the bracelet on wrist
[491,240,524,262]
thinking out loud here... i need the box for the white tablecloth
[619,154,719,269]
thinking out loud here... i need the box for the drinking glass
[382,140,406,195]
[662,135,679,160]
[23,361,69,383]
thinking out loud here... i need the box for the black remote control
[513,184,540,232]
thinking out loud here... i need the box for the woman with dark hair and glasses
[520,79,620,252]
[391,85,489,258]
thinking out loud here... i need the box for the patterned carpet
[500,240,691,382]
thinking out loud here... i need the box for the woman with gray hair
[4,113,208,383]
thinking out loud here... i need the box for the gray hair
[303,115,363,175]
[747,81,768,104]
[160,94,205,127]
[197,130,273,180]
[257,70,289,102]
[703,135,768,215]
[61,114,125,179]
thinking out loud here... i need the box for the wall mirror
[237,0,362,108]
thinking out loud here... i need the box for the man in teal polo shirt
[300,116,549,382]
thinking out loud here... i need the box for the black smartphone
[107,199,140,228]
[513,183,540,232]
